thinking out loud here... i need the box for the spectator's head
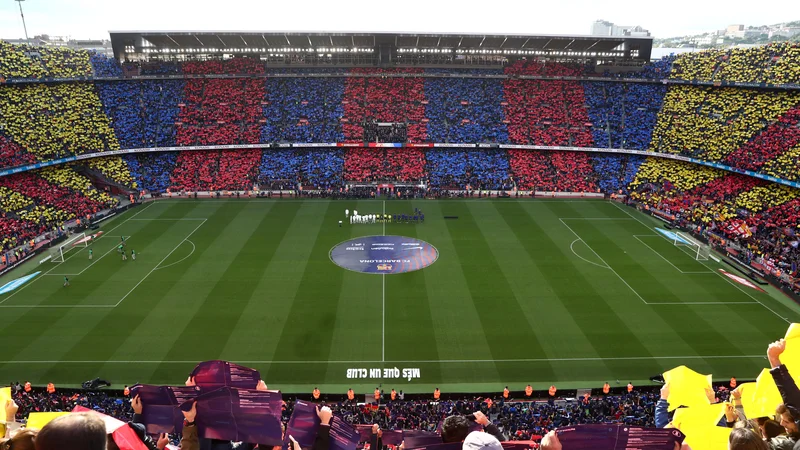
[777,404,799,434]
[462,431,502,450]
[442,415,471,443]
[0,429,37,450]
[728,427,768,450]
[758,419,785,440]
[35,412,106,450]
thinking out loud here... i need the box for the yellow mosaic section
[734,184,800,213]
[629,157,725,192]
[0,186,33,212]
[762,145,800,182]
[650,86,800,161]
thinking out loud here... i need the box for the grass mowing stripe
[324,200,384,374]
[439,201,557,383]
[158,202,300,363]
[499,201,663,381]
[266,201,346,385]
[467,201,607,381]
[220,201,330,362]
[405,200,501,386]
[383,200,444,386]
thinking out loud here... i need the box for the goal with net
[49,232,89,263]
[672,231,710,261]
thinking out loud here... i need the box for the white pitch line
[633,235,714,274]
[114,219,207,307]
[611,201,792,323]
[46,235,136,277]
[569,239,610,269]
[649,302,759,305]
[2,355,765,364]
[559,218,649,305]
[154,240,196,271]
[0,202,155,306]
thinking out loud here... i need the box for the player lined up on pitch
[346,208,425,224]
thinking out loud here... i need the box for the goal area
[672,231,710,261]
[49,232,88,263]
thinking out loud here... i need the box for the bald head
[35,412,107,450]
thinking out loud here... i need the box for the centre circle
[329,235,439,274]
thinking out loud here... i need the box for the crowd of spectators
[723,104,800,175]
[89,53,123,78]
[583,82,667,150]
[669,42,800,84]
[424,72,509,143]
[261,77,345,143]
[509,150,599,192]
[650,86,800,162]
[0,41,92,79]
[125,152,179,193]
[503,61,593,147]
[426,150,512,190]
[343,68,427,143]
[0,133,37,169]
[591,154,644,194]
[96,80,184,149]
[0,82,121,161]
[344,148,425,183]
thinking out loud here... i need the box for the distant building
[591,20,651,37]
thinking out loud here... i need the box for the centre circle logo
[329,236,439,274]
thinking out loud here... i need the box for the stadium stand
[424,72,509,143]
[650,86,800,162]
[503,61,593,147]
[509,150,599,192]
[343,68,427,143]
[261,77,346,143]
[669,42,800,84]
[344,148,426,183]
[426,150,512,190]
[125,152,179,193]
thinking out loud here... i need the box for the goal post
[49,232,88,263]
[673,231,710,261]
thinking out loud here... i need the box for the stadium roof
[110,31,651,63]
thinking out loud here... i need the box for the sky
[0,0,797,41]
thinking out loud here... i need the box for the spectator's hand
[704,388,716,403]
[132,395,143,414]
[473,411,490,426]
[185,376,196,387]
[4,399,18,421]
[372,424,380,434]
[183,401,197,423]
[724,403,736,422]
[768,339,786,368]
[257,380,268,391]
[317,406,332,425]
[732,387,743,405]
[157,433,170,450]
[289,435,301,450]
[660,383,670,400]
[540,431,562,450]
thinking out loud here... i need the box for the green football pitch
[0,198,797,394]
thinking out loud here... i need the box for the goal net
[672,231,710,261]
[50,232,89,263]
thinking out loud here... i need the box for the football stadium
[2,24,800,450]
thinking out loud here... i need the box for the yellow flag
[781,323,800,384]
[26,412,69,430]
[0,387,10,422]
[747,369,783,419]
[672,403,730,450]
[672,402,726,429]
[663,365,713,412]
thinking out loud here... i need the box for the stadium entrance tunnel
[329,236,439,274]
